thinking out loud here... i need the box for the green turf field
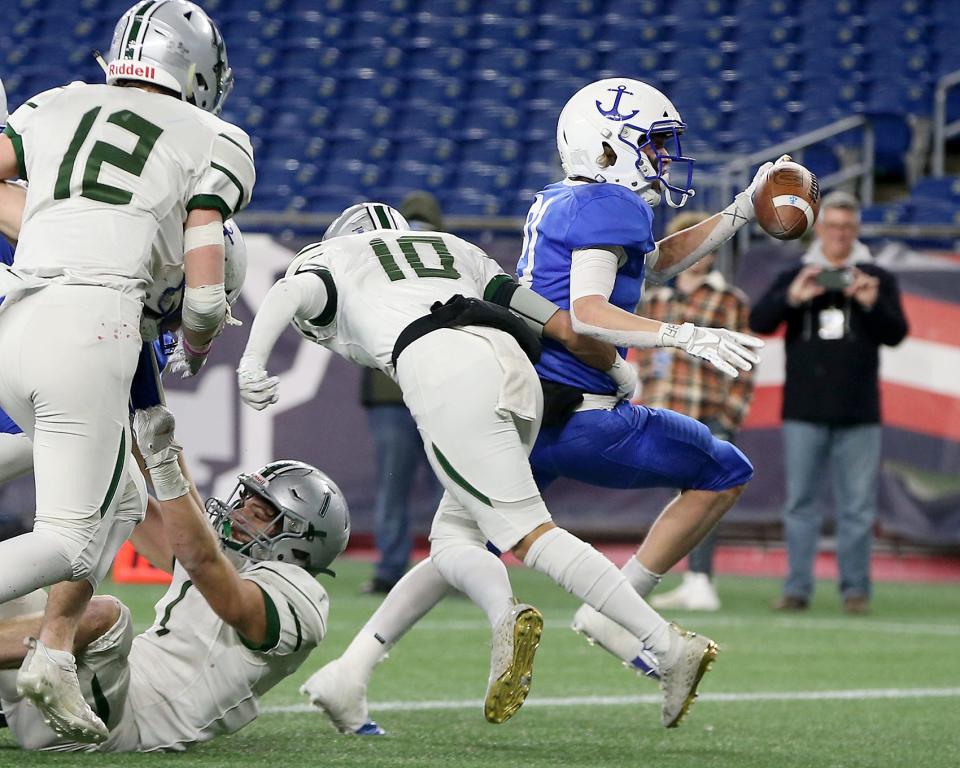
[3,558,958,767]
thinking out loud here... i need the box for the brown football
[752,161,821,240]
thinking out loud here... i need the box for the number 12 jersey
[2,83,255,297]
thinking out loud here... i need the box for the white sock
[431,543,515,628]
[524,528,672,658]
[362,559,452,646]
[622,556,663,598]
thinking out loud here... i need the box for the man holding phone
[749,191,908,614]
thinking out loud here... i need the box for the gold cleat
[659,624,719,728]
[484,602,544,724]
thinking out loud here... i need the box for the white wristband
[147,453,191,501]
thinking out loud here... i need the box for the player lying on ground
[0,406,347,752]
[0,0,253,742]
[237,203,736,730]
[300,78,775,735]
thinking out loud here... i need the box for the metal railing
[932,68,960,177]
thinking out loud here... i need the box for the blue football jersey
[0,237,19,433]
[0,237,13,267]
[516,181,655,393]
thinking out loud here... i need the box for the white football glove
[133,405,190,500]
[167,336,211,378]
[736,154,793,221]
[657,322,764,379]
[237,356,279,411]
[606,355,638,401]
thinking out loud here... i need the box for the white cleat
[659,624,719,728]
[571,604,660,680]
[484,601,543,724]
[300,659,385,736]
[650,573,721,612]
[16,637,108,744]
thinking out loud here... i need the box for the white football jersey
[125,560,327,752]
[3,83,255,298]
[287,229,507,373]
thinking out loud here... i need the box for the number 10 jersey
[3,83,255,297]
[287,229,507,376]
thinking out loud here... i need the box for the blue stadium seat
[910,177,960,203]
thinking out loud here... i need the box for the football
[752,161,821,240]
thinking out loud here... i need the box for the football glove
[167,336,211,378]
[657,322,763,379]
[606,355,638,401]
[237,356,279,411]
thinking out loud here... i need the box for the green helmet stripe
[124,0,164,61]
[371,204,392,229]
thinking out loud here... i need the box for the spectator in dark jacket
[749,191,908,614]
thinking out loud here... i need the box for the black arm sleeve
[749,268,801,335]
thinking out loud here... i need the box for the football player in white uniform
[237,203,719,727]
[0,0,254,742]
[0,406,348,752]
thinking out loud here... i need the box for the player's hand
[738,154,793,220]
[133,405,181,466]
[237,357,279,411]
[168,336,211,378]
[658,322,764,378]
[606,355,638,401]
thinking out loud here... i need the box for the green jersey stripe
[218,132,254,163]
[156,579,192,636]
[210,161,247,212]
[3,125,27,180]
[239,584,282,652]
[187,193,232,220]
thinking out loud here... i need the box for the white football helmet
[0,77,7,127]
[557,78,695,208]
[207,460,351,576]
[105,0,233,114]
[140,218,246,340]
[322,202,410,241]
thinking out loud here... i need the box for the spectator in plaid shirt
[635,212,756,611]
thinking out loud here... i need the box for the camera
[815,268,853,291]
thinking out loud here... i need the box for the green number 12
[54,107,163,205]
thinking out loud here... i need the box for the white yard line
[411,615,960,637]
[263,687,960,715]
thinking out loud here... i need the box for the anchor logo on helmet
[595,84,640,122]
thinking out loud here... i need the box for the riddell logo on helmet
[108,62,157,80]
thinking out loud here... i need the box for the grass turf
[3,558,958,767]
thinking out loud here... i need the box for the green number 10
[54,107,163,205]
[370,235,462,281]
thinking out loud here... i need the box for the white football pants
[395,327,551,554]
[0,284,142,599]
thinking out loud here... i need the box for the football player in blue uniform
[302,78,785,734]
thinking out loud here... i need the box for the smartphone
[815,269,853,291]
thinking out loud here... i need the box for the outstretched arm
[133,406,271,646]
[569,249,763,379]
[237,271,330,410]
[646,155,791,282]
